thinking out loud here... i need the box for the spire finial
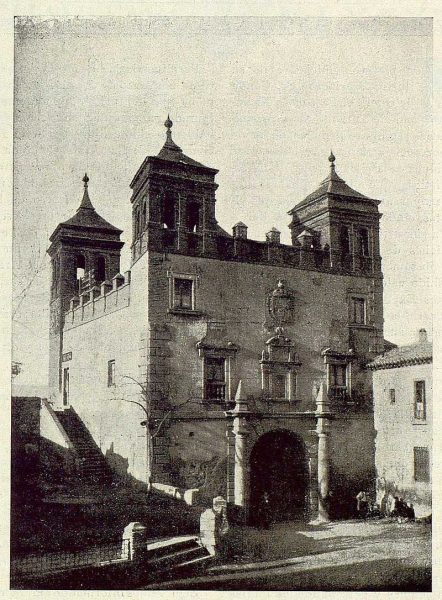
[164,114,173,142]
[329,150,335,166]
[79,172,94,210]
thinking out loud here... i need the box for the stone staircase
[142,535,213,583]
[55,408,113,484]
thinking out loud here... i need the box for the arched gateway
[249,430,309,524]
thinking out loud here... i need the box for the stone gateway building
[47,118,386,522]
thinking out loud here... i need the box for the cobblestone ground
[145,519,431,591]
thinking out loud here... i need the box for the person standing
[356,491,368,518]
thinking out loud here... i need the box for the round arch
[249,429,309,524]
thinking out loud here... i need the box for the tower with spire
[47,174,123,400]
[288,152,382,275]
[129,115,222,263]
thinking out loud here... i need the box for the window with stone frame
[261,330,300,402]
[414,446,430,482]
[173,277,194,310]
[204,356,226,402]
[414,380,426,420]
[197,331,238,404]
[351,296,366,325]
[322,349,353,403]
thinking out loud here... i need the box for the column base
[308,516,331,526]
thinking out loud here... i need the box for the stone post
[121,522,148,560]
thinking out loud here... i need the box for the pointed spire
[79,172,95,211]
[160,113,182,153]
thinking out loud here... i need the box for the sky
[12,16,432,386]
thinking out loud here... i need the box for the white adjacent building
[368,329,432,517]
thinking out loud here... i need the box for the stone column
[306,431,319,521]
[233,427,248,508]
[231,384,250,514]
[225,419,236,503]
[313,383,332,523]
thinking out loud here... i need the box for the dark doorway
[250,430,309,524]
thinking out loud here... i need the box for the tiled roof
[367,340,432,370]
[156,116,210,168]
[289,161,373,214]
[61,206,122,233]
[59,174,122,234]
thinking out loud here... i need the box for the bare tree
[110,375,202,493]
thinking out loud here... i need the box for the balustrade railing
[205,382,226,402]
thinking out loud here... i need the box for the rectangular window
[63,367,70,406]
[414,447,430,482]
[389,388,396,404]
[271,373,287,399]
[414,380,426,420]
[330,365,347,388]
[173,278,194,310]
[352,297,366,324]
[108,360,115,387]
[204,357,226,401]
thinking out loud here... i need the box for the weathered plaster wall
[62,253,150,484]
[373,363,432,516]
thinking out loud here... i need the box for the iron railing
[11,539,130,578]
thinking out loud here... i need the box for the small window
[352,297,366,324]
[414,447,430,482]
[173,278,194,310]
[108,360,115,387]
[63,367,70,406]
[414,380,426,420]
[204,357,226,402]
[389,388,396,404]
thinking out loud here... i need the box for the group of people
[356,490,415,523]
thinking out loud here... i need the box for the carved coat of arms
[267,280,295,326]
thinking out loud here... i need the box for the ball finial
[328,150,335,164]
[164,114,173,130]
[82,173,89,186]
